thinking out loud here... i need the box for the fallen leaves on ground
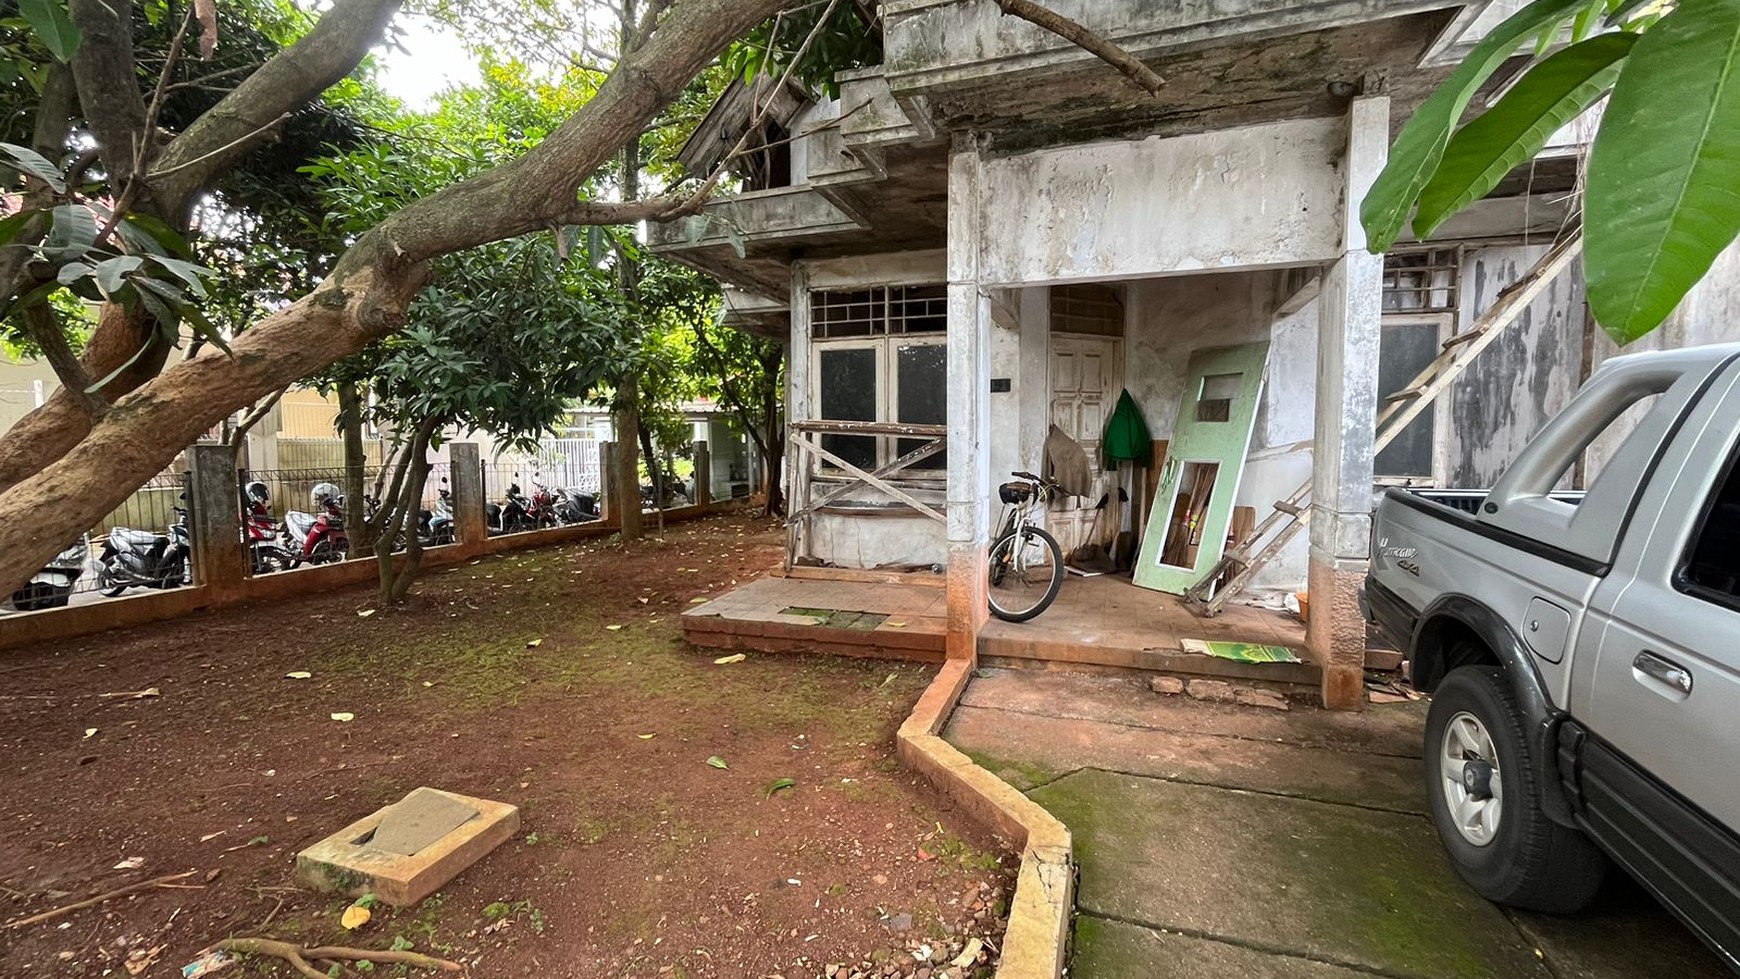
[713,653,746,665]
[284,671,312,679]
[330,712,355,722]
[705,755,728,770]
[340,904,371,930]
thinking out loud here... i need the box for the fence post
[600,440,622,527]
[449,442,488,554]
[692,440,711,508]
[187,442,247,599]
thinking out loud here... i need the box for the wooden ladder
[1182,231,1585,617]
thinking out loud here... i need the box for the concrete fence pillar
[448,442,487,554]
[600,441,622,526]
[945,136,992,662]
[187,442,247,598]
[1308,93,1389,710]
[692,440,711,507]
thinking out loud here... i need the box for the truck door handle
[1633,651,1693,698]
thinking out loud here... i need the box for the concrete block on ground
[1149,675,1185,696]
[1185,679,1235,703]
[296,787,518,906]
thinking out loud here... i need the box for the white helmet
[311,482,341,507]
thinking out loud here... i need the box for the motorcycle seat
[285,511,317,538]
[110,528,160,548]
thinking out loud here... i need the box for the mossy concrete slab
[1071,915,1376,979]
[960,668,1426,757]
[946,704,1426,813]
[1033,769,1549,979]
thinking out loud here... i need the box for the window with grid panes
[809,285,948,475]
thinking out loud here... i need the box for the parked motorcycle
[419,478,456,546]
[99,506,191,596]
[554,486,600,525]
[487,480,535,535]
[282,482,348,564]
[9,537,89,610]
[242,480,296,575]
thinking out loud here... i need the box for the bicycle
[987,470,1066,622]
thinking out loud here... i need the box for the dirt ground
[0,512,1013,978]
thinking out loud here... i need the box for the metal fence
[8,470,192,612]
[535,437,602,495]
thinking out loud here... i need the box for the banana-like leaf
[1361,0,1587,252]
[0,143,65,192]
[1586,0,1740,342]
[1414,33,1634,239]
[18,0,80,62]
[42,203,95,262]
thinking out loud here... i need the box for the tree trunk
[615,377,643,541]
[375,418,436,603]
[0,0,792,596]
[338,381,373,559]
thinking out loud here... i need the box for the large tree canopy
[0,0,799,594]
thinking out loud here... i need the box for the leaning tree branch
[991,0,1164,96]
[66,0,153,190]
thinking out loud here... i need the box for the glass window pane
[818,346,878,470]
[896,343,947,470]
[1375,321,1439,479]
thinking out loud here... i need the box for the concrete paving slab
[1071,916,1376,979]
[1033,769,1550,979]
[945,704,1426,814]
[960,668,1426,757]
[369,787,480,856]
[1509,875,1730,979]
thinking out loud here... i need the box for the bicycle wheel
[987,526,1064,622]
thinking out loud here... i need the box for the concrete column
[1309,94,1388,710]
[599,441,622,526]
[449,442,487,553]
[187,442,246,597]
[946,137,993,661]
[692,440,711,507]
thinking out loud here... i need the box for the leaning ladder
[1182,230,1585,617]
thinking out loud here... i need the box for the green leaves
[1413,32,1635,239]
[1361,0,1588,252]
[19,0,81,61]
[1586,0,1740,342]
[705,755,728,770]
[764,777,795,798]
[0,143,66,192]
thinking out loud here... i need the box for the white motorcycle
[7,537,90,611]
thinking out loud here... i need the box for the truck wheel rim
[1441,711,1503,847]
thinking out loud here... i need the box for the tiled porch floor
[682,570,1313,685]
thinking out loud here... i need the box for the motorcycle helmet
[245,480,270,505]
[311,482,341,508]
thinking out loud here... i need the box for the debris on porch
[682,575,946,662]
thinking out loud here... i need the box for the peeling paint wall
[1444,244,1588,488]
[974,118,1344,286]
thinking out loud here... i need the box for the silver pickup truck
[1366,344,1740,970]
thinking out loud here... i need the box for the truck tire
[1425,664,1606,913]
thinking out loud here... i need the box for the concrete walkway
[944,669,1729,979]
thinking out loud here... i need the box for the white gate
[535,438,602,494]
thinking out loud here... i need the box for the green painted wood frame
[1133,342,1270,594]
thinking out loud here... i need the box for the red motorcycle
[242,481,296,574]
[281,482,348,565]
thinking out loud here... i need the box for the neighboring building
[650,0,1740,708]
[0,356,56,437]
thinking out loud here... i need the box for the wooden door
[1048,334,1120,555]
[1134,342,1269,594]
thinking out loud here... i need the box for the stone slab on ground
[369,787,480,856]
[1032,769,1549,979]
[296,787,519,906]
[1071,916,1376,979]
[959,668,1425,757]
[944,704,1427,814]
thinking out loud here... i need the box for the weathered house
[657,0,1740,709]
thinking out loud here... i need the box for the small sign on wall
[990,378,1012,393]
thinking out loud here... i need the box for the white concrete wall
[0,356,57,437]
[973,118,1345,287]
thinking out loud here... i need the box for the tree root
[212,938,462,978]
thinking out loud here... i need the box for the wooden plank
[791,436,946,518]
[789,420,947,437]
[798,434,948,524]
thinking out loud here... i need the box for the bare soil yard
[0,512,1011,978]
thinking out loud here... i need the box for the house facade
[651,0,1740,708]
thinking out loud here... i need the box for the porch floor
[681,574,949,662]
[682,570,1314,685]
[979,574,1316,688]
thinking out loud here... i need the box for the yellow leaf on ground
[285,671,312,679]
[637,733,656,740]
[340,904,371,930]
[605,625,623,631]
[525,639,542,648]
[330,712,355,722]
[713,653,746,665]
[357,609,375,618]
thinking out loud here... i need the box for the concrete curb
[897,658,1074,979]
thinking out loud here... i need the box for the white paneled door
[1048,334,1121,555]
